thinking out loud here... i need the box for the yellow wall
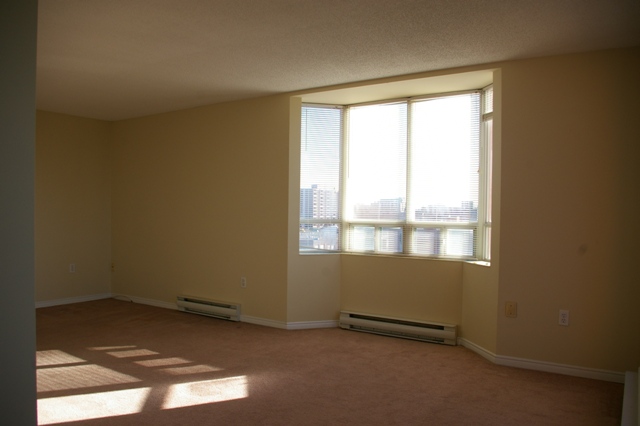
[341,255,463,325]
[34,46,640,374]
[497,48,640,371]
[111,95,291,322]
[35,111,112,302]
[461,263,498,353]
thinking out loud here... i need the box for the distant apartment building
[353,197,406,220]
[300,185,339,220]
[300,185,340,251]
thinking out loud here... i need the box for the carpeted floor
[36,299,623,425]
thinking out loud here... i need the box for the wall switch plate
[505,301,517,318]
[69,263,76,273]
[559,309,569,326]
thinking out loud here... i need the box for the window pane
[300,223,340,252]
[483,86,493,114]
[346,103,407,221]
[409,94,479,223]
[379,227,403,253]
[300,186,339,220]
[444,228,475,257]
[484,118,493,223]
[412,228,441,256]
[301,87,491,260]
[300,106,341,220]
[349,226,375,252]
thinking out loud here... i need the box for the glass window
[300,86,493,261]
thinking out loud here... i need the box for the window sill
[300,250,490,266]
[465,260,491,267]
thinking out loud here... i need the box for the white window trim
[300,85,493,262]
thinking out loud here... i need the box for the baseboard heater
[339,311,457,346]
[176,296,240,322]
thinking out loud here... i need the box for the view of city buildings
[299,185,340,251]
[299,185,339,221]
[300,184,477,255]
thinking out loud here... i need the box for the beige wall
[287,253,341,322]
[461,263,498,353]
[111,95,291,322]
[34,46,640,374]
[497,48,640,372]
[35,111,112,302]
[341,255,463,325]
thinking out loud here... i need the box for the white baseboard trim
[286,320,338,330]
[241,315,288,329]
[35,293,112,309]
[459,337,625,383]
[458,338,497,363]
[111,294,178,311]
[241,316,338,330]
[238,316,339,330]
[495,354,625,383]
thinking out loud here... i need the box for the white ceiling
[36,0,640,121]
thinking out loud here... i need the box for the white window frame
[300,86,493,261]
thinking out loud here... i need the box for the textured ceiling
[36,0,640,121]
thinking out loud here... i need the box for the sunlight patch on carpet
[134,357,191,367]
[160,364,222,375]
[88,345,137,351]
[37,364,141,392]
[162,376,248,409]
[37,350,86,366]
[106,348,159,358]
[37,387,151,425]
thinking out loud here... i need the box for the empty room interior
[2,0,640,424]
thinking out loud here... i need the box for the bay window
[300,86,493,261]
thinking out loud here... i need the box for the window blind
[345,102,407,222]
[299,105,342,251]
[300,87,491,260]
[408,93,480,224]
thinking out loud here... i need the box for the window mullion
[341,107,350,252]
[477,98,487,260]
[404,101,413,255]
[477,85,493,260]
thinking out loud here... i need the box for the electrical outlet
[505,301,517,318]
[240,277,247,288]
[559,309,569,326]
